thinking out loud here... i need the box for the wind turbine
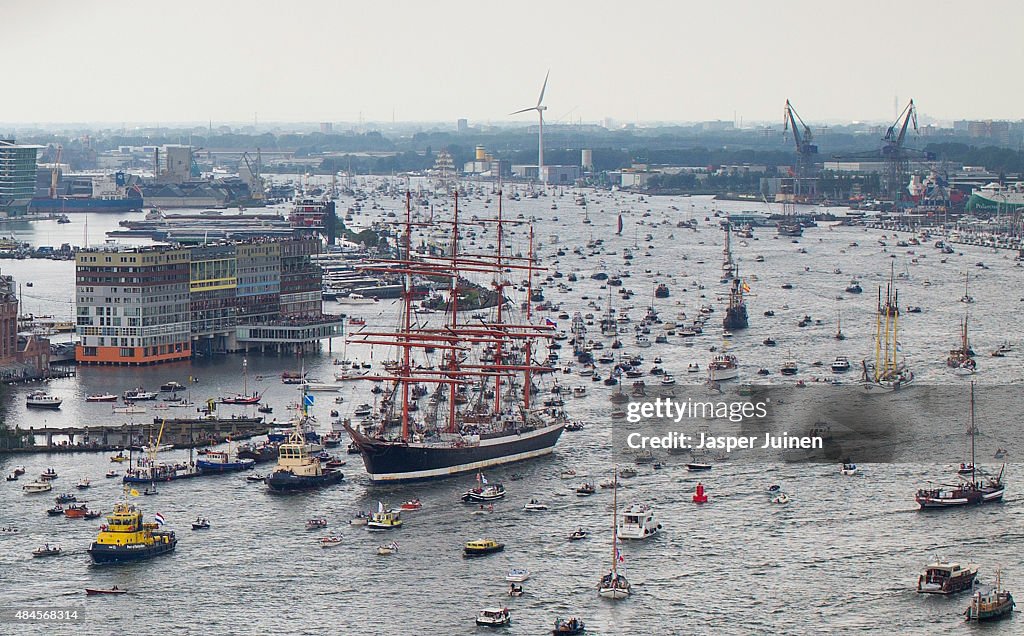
[510,70,549,186]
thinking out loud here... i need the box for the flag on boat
[615,546,624,563]
[304,394,315,407]
[129,488,140,497]
[480,474,488,485]
[377,501,385,513]
[742,281,750,293]
[545,318,557,327]
[153,513,165,526]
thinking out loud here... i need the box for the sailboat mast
[891,289,899,371]
[448,191,460,433]
[970,381,976,484]
[493,195,504,416]
[523,225,534,410]
[611,468,618,576]
[874,287,883,381]
[400,190,412,440]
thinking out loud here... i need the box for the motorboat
[306,517,328,530]
[376,541,399,556]
[552,617,586,635]
[191,517,211,530]
[917,561,978,595]
[569,528,588,541]
[86,394,119,402]
[617,503,660,540]
[475,608,511,627]
[399,499,422,511]
[367,509,403,530]
[831,356,851,373]
[85,587,128,595]
[22,481,52,494]
[524,500,549,511]
[576,482,596,496]
[841,462,858,476]
[505,568,531,582]
[32,544,63,558]
[319,535,343,548]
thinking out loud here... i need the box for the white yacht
[617,503,661,540]
[831,356,851,373]
[26,391,62,409]
[708,354,739,381]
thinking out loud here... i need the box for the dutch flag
[480,474,488,485]
[153,513,166,526]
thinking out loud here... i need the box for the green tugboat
[88,490,176,564]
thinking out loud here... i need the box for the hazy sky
[4,0,1022,125]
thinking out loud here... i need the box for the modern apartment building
[0,140,40,215]
[76,238,342,364]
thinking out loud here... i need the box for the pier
[3,416,274,453]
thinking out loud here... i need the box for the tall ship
[861,267,914,390]
[344,192,566,482]
[87,492,177,564]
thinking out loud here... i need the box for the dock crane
[883,99,920,207]
[783,100,817,178]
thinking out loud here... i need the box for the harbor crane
[783,100,817,178]
[49,144,64,198]
[832,98,934,208]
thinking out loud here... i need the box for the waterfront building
[0,140,40,215]
[76,238,342,364]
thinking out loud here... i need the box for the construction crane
[49,144,64,199]
[783,100,817,178]
[241,149,264,202]
[883,99,919,207]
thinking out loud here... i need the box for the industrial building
[512,164,580,184]
[75,238,342,365]
[0,140,40,215]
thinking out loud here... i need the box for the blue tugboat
[196,450,255,474]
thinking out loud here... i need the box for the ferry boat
[22,481,52,493]
[367,505,403,530]
[88,496,176,564]
[463,538,505,557]
[917,561,978,595]
[344,193,565,482]
[617,503,661,540]
[708,354,740,382]
[26,391,62,409]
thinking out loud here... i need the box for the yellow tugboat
[88,490,176,564]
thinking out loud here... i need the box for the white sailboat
[597,470,631,599]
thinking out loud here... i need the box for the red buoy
[692,482,708,504]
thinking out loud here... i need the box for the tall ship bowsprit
[344,191,567,482]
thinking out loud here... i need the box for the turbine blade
[509,107,536,116]
[537,69,550,106]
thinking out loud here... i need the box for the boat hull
[346,422,565,482]
[265,469,343,492]
[196,459,255,474]
[88,536,177,564]
[916,487,1004,508]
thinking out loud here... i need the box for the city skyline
[5,0,1023,126]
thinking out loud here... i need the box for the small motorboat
[84,510,102,519]
[476,607,511,627]
[0,526,19,534]
[105,470,119,478]
[399,499,422,511]
[376,541,399,556]
[85,586,128,595]
[568,528,588,541]
[319,535,343,548]
[5,473,17,482]
[245,474,265,483]
[55,492,77,503]
[524,500,549,511]
[576,482,596,496]
[841,462,858,476]
[559,469,577,479]
[957,462,975,475]
[257,405,273,414]
[964,572,1014,621]
[552,616,585,635]
[47,505,65,516]
[508,583,524,597]
[350,513,370,526]
[563,421,585,432]
[76,479,91,490]
[192,517,211,530]
[32,544,63,558]
[687,462,712,472]
[306,517,328,530]
[770,493,790,505]
[506,568,531,582]
[64,505,88,519]
[618,467,637,479]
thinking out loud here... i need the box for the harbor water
[1,185,1021,634]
